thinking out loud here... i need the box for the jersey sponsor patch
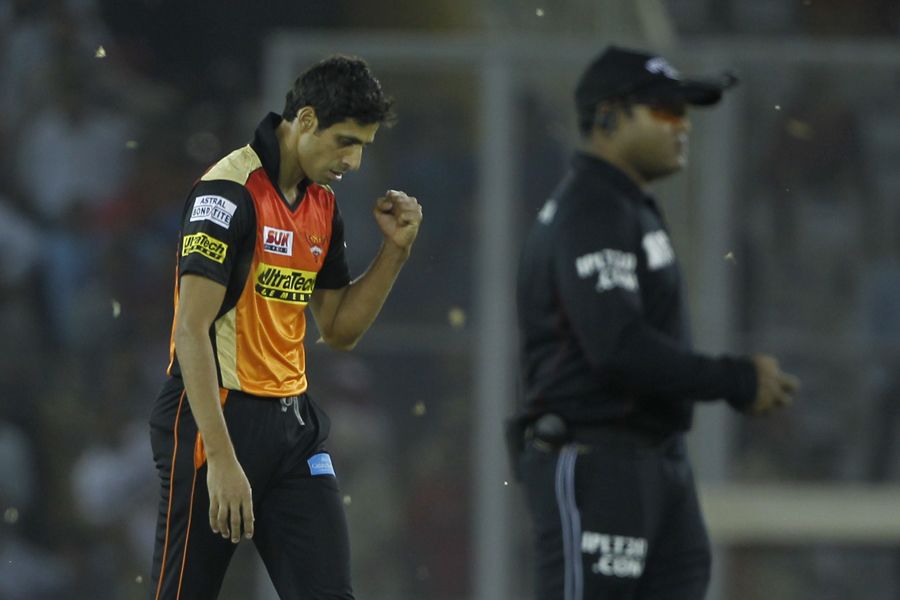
[254,262,317,304]
[537,198,558,224]
[182,232,228,263]
[263,226,293,256]
[575,249,638,292]
[307,453,335,477]
[582,531,647,578]
[642,230,675,270]
[189,195,237,229]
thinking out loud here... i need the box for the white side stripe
[555,445,583,600]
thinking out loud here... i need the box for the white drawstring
[279,396,305,426]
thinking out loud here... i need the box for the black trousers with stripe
[148,377,354,600]
[518,429,711,600]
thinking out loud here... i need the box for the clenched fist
[373,190,422,252]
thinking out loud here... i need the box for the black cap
[575,46,737,112]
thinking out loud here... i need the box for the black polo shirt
[516,152,756,434]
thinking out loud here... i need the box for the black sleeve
[554,201,757,410]
[178,180,254,286]
[315,202,352,289]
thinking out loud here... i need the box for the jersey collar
[251,112,311,208]
[571,152,651,204]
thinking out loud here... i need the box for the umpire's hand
[207,454,254,543]
[749,354,800,415]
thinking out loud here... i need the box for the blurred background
[2,0,900,598]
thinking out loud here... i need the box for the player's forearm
[326,242,409,349]
[174,326,235,460]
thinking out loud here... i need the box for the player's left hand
[373,190,422,252]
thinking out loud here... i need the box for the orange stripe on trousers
[155,390,186,600]
[176,467,199,599]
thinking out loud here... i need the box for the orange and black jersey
[167,113,351,397]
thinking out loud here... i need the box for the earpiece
[597,109,617,133]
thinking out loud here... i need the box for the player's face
[297,119,379,185]
[619,101,691,181]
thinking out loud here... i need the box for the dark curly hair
[281,55,395,129]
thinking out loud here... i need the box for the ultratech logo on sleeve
[190,195,237,229]
[182,232,228,263]
[263,226,293,256]
[255,263,317,304]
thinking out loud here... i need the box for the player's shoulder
[200,145,262,186]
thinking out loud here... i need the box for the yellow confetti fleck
[447,307,466,328]
[774,104,781,111]
[503,481,509,486]
[724,252,736,264]
[112,299,122,319]
[786,119,813,140]
[125,140,139,150]
[412,401,426,417]
[95,46,107,59]
[3,507,19,524]
[536,8,545,16]
[135,575,144,584]
[343,495,352,506]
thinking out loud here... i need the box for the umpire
[511,46,799,600]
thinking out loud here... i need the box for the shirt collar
[571,152,650,203]
[250,112,311,198]
[251,112,283,184]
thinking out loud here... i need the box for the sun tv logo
[263,227,293,256]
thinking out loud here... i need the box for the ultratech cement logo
[189,195,237,229]
[263,226,293,256]
[182,232,228,263]
[255,263,317,304]
[581,532,647,579]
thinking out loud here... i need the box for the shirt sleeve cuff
[722,356,758,412]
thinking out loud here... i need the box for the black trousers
[148,377,354,600]
[518,429,711,600]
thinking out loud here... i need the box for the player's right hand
[749,354,800,416]
[207,454,254,543]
